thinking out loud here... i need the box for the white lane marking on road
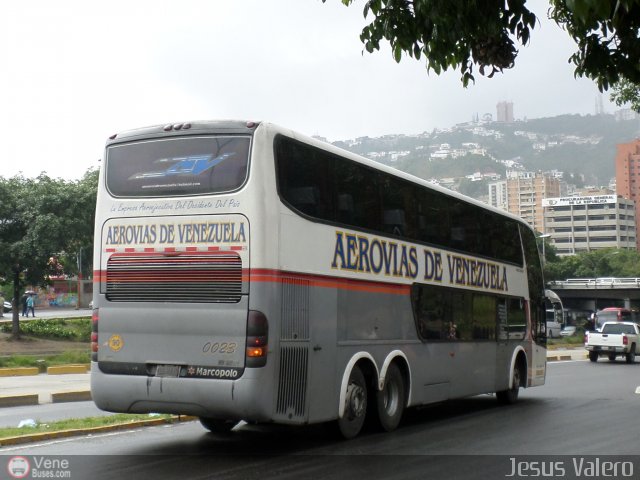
[635,386,640,395]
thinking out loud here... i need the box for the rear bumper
[90,362,273,421]
[586,346,627,353]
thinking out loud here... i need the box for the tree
[610,77,640,112]
[543,248,640,281]
[0,170,98,339]
[327,0,640,91]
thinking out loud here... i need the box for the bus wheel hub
[345,383,365,419]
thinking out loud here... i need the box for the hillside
[331,113,640,200]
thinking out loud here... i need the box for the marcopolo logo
[7,456,30,479]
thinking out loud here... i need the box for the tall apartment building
[542,195,636,256]
[615,139,640,249]
[504,171,561,232]
[496,101,514,122]
[488,180,508,211]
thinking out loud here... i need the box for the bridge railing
[548,278,640,289]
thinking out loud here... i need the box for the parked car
[2,301,11,313]
[560,325,577,337]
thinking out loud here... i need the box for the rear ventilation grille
[276,345,308,418]
[281,278,309,340]
[106,252,242,303]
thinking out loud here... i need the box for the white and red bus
[91,120,547,438]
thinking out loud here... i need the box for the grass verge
[0,350,90,369]
[0,414,182,440]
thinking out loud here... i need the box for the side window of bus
[276,137,333,219]
[275,135,524,267]
[334,157,382,231]
[412,283,498,342]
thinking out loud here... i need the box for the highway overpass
[546,278,640,314]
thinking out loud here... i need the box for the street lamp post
[538,233,551,266]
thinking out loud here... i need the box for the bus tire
[589,351,598,362]
[199,417,239,434]
[337,365,367,439]
[375,362,405,432]
[497,362,522,405]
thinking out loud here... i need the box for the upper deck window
[106,136,250,197]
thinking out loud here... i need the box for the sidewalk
[0,307,91,323]
[0,373,91,407]
[0,348,587,409]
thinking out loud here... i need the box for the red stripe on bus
[92,268,410,296]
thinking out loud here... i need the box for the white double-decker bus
[91,120,547,438]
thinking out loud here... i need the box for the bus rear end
[91,121,271,422]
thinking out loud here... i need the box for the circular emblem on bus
[108,334,124,352]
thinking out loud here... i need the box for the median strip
[0,415,198,446]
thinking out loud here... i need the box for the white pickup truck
[585,321,640,363]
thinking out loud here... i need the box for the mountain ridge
[330,113,640,201]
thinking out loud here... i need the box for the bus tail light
[91,308,99,362]
[246,310,268,368]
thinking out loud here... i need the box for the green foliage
[0,350,90,369]
[610,77,640,112]
[0,318,90,341]
[549,0,640,92]
[0,170,97,338]
[331,0,536,86]
[0,414,176,440]
[544,248,640,281]
[329,0,640,92]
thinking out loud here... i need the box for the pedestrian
[26,294,35,318]
[21,294,28,317]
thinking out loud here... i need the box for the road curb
[51,390,92,403]
[46,364,90,375]
[547,352,588,362]
[0,394,39,408]
[0,367,39,377]
[0,415,198,447]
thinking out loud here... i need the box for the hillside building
[488,181,508,211]
[501,171,561,232]
[542,195,636,256]
[615,139,640,249]
[496,101,514,122]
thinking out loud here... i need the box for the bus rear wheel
[199,417,239,434]
[337,365,367,439]
[375,363,405,432]
[497,363,522,405]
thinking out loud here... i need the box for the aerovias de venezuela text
[331,232,509,292]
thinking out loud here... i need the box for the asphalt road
[2,359,639,479]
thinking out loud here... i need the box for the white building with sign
[542,195,637,256]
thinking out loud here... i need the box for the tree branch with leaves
[327,0,640,97]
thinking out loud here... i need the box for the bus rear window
[106,136,251,197]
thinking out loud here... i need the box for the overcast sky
[0,0,618,180]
